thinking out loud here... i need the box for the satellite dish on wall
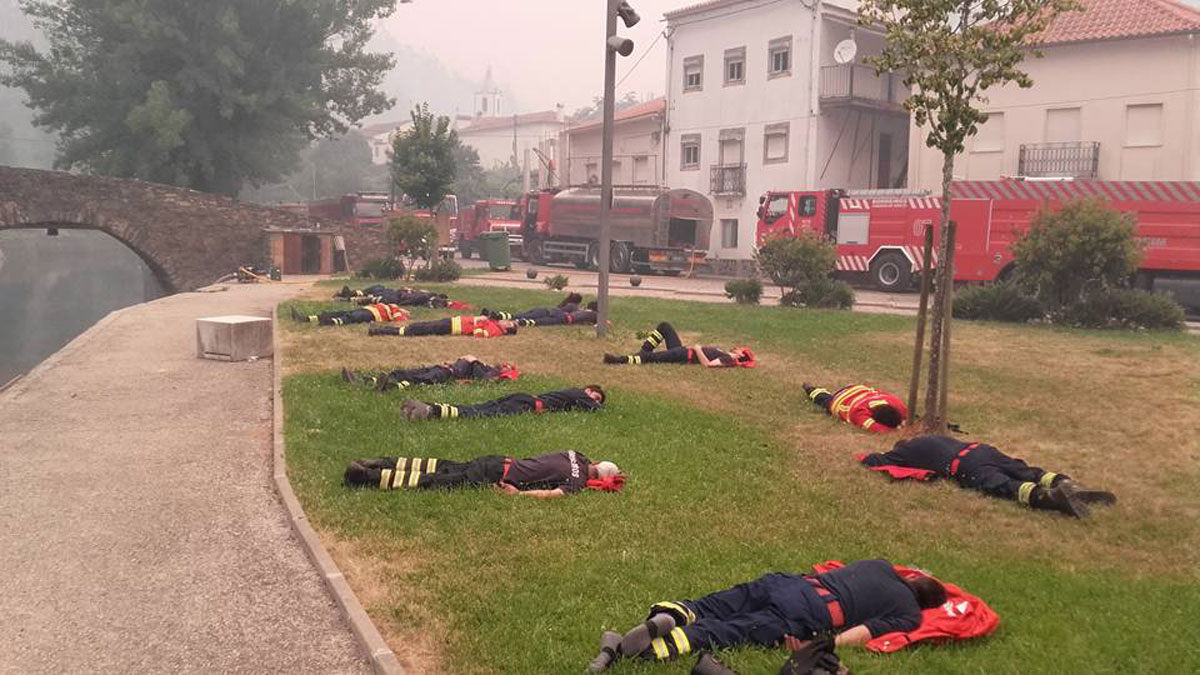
[833,38,858,65]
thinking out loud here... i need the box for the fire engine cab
[756,179,1200,292]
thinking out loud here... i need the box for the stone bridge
[0,166,345,292]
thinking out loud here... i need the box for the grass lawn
[280,281,1200,674]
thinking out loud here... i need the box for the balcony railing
[819,64,907,112]
[1018,142,1101,179]
[710,163,746,195]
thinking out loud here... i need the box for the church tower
[473,66,502,118]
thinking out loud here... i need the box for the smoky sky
[377,0,682,113]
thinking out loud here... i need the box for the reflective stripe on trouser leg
[629,354,642,365]
[333,317,344,325]
[649,601,696,626]
[647,627,690,661]
[426,458,438,473]
[1040,472,1059,488]
[1018,481,1037,505]
[389,458,410,489]
[379,469,392,489]
[648,330,663,347]
[435,404,459,419]
[307,315,318,323]
[407,458,423,488]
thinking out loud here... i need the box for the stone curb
[270,310,406,675]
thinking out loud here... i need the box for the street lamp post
[596,0,638,337]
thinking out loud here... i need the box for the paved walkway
[0,283,369,674]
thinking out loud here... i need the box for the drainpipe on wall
[806,0,822,187]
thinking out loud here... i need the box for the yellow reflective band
[394,458,409,489]
[366,306,383,322]
[408,468,421,488]
[1018,481,1037,505]
[654,601,696,625]
[831,385,871,412]
[398,326,407,335]
[451,316,463,335]
[670,628,691,655]
[632,355,642,365]
[307,315,318,323]
[411,458,423,474]
[868,399,890,408]
[333,317,344,325]
[398,380,411,389]
[449,406,460,418]
[427,458,438,473]
[650,637,669,660]
[808,388,830,401]
[1040,472,1058,488]
[861,418,876,430]
[353,290,363,296]
[380,469,392,489]
[649,330,663,343]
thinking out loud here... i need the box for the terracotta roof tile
[565,98,666,134]
[1036,0,1200,45]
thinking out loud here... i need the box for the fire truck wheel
[871,253,913,292]
[610,242,632,274]
[585,243,601,271]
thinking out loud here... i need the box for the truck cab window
[799,196,817,217]
[765,195,789,223]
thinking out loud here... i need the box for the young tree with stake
[857,0,1078,431]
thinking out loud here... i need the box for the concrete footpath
[0,283,370,674]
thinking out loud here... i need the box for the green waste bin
[480,231,512,271]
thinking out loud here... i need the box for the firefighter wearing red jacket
[368,315,517,338]
[290,303,408,326]
[803,382,907,432]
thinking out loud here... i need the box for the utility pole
[597,0,639,337]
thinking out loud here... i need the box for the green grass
[284,280,1200,674]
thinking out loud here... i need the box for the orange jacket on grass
[828,385,908,433]
[361,303,408,322]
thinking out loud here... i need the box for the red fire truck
[305,192,391,229]
[456,199,524,259]
[519,186,712,274]
[756,179,1200,292]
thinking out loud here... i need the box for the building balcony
[710,164,746,196]
[818,64,908,115]
[1018,141,1101,179]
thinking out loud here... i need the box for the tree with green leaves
[0,0,397,196]
[858,0,1078,431]
[390,103,458,210]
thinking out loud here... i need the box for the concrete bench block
[196,315,273,361]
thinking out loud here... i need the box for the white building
[362,119,411,166]
[559,98,666,187]
[908,0,1200,189]
[456,110,565,173]
[664,0,909,265]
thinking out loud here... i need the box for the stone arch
[0,167,336,292]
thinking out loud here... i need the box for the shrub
[755,231,837,289]
[779,278,855,309]
[724,277,763,305]
[414,258,462,282]
[1061,288,1185,330]
[356,257,405,280]
[388,214,439,274]
[543,274,569,290]
[953,283,1044,323]
[1012,199,1143,309]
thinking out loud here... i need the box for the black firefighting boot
[369,324,401,337]
[402,400,433,421]
[334,285,353,299]
[559,292,583,308]
[586,631,623,672]
[603,353,625,364]
[802,382,815,396]
[693,651,738,675]
[341,367,360,385]
[344,459,388,487]
[620,613,676,660]
[1057,479,1117,506]
[290,306,316,323]
[1028,484,1090,518]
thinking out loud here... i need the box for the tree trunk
[906,222,936,423]
[922,153,956,433]
[937,223,957,428]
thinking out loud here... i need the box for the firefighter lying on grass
[860,435,1117,518]
[401,386,605,420]
[333,284,466,309]
[603,322,757,368]
[343,450,624,499]
[368,315,518,338]
[483,292,598,325]
[339,355,519,392]
[290,303,408,326]
[803,382,907,433]
[586,559,946,672]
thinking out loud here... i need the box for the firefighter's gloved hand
[779,635,844,675]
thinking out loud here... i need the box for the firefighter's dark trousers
[641,573,828,660]
[427,393,539,419]
[371,318,453,337]
[317,309,376,326]
[363,455,506,490]
[517,310,597,327]
[954,444,1067,505]
[616,322,692,364]
[384,365,454,388]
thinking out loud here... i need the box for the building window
[718,128,745,165]
[632,155,650,183]
[683,55,703,92]
[724,47,745,86]
[768,36,792,78]
[680,134,701,171]
[585,162,599,184]
[763,122,789,164]
[721,219,739,249]
[1125,103,1163,147]
[973,112,1005,152]
[1044,107,1082,143]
